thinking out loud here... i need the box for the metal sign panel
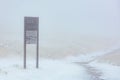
[24,17,39,44]
[26,31,37,44]
[25,17,39,31]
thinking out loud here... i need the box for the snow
[89,61,120,80]
[0,50,120,80]
[65,46,120,62]
[0,45,120,80]
[0,58,90,80]
[64,46,120,80]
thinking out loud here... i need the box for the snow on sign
[26,31,37,44]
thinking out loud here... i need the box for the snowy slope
[65,46,120,62]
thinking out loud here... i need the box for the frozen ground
[0,58,90,80]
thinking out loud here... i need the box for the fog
[0,0,120,47]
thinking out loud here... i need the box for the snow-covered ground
[65,46,120,62]
[89,61,120,80]
[0,49,120,80]
[0,58,90,80]
[0,42,120,80]
[64,46,120,80]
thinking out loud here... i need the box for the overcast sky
[0,0,120,42]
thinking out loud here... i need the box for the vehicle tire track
[76,62,104,80]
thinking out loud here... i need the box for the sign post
[24,17,39,69]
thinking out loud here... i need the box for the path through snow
[75,62,103,80]
[81,64,104,80]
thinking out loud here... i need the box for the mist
[0,0,120,49]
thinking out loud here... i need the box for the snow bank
[0,58,90,80]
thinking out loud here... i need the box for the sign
[24,17,39,44]
[24,17,39,69]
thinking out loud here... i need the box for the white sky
[0,0,120,41]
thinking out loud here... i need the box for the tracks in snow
[76,62,104,80]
